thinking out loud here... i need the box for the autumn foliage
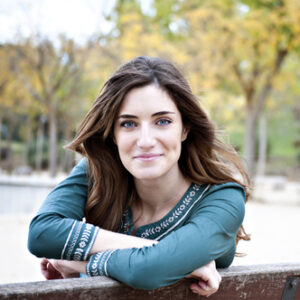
[0,0,299,177]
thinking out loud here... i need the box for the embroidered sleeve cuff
[61,220,100,261]
[86,250,116,277]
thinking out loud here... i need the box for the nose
[137,123,156,149]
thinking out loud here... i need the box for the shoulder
[202,182,246,212]
[73,157,88,172]
[46,157,89,201]
[203,182,246,203]
[64,157,89,181]
[191,182,246,232]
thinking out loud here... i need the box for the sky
[0,0,117,44]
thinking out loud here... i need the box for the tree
[9,36,92,176]
[0,44,32,171]
[105,0,182,64]
[170,0,300,177]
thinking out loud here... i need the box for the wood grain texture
[0,263,299,300]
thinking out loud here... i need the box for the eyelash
[120,121,136,128]
[156,118,172,126]
[120,118,172,128]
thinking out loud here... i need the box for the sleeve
[27,158,100,261]
[86,184,245,290]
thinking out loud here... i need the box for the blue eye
[120,121,136,128]
[157,119,171,126]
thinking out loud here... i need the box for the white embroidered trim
[73,223,93,261]
[62,221,99,261]
[84,226,100,261]
[139,184,203,239]
[61,220,77,259]
[66,222,83,260]
[155,184,211,241]
[104,249,117,276]
[87,250,115,277]
[87,252,102,276]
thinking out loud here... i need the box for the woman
[28,56,250,297]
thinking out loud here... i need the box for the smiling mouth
[134,154,163,161]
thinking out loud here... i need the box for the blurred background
[0,0,299,284]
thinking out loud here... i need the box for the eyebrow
[118,111,176,119]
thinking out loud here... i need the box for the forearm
[50,230,157,279]
[28,159,90,260]
[63,260,87,274]
[90,228,158,255]
[86,217,236,290]
[51,260,87,278]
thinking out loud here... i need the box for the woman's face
[113,84,188,181]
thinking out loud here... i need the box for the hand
[40,258,82,280]
[186,260,222,297]
[40,258,63,280]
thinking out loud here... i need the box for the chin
[132,170,163,181]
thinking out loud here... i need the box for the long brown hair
[66,56,250,245]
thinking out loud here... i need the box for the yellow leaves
[265,97,276,110]
[119,12,141,27]
[117,10,182,62]
[185,6,218,28]
[201,90,245,129]
[0,46,29,112]
[1,0,299,142]
[177,0,300,109]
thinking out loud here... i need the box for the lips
[134,153,162,161]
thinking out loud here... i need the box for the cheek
[166,128,184,147]
[158,132,182,156]
[115,134,133,155]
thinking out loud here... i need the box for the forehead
[118,84,179,115]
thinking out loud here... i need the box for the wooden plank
[0,263,299,300]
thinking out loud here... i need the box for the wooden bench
[0,263,299,299]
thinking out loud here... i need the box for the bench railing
[0,263,300,300]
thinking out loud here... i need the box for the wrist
[52,260,87,277]
[86,250,116,277]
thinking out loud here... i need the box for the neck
[133,167,191,218]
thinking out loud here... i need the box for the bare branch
[8,45,44,102]
[233,63,255,104]
[253,46,288,119]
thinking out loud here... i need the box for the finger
[41,259,63,280]
[40,258,52,279]
[207,277,219,291]
[40,258,49,271]
[205,277,219,297]
[198,280,210,290]
[190,282,212,297]
[48,262,64,279]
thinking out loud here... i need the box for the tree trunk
[6,121,13,173]
[35,116,46,171]
[48,106,57,177]
[61,125,75,173]
[0,117,2,167]
[257,114,267,176]
[244,103,257,178]
[24,118,32,166]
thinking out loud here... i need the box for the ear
[181,127,189,142]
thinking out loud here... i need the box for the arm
[41,258,221,297]
[28,158,92,259]
[86,184,245,290]
[28,159,157,260]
